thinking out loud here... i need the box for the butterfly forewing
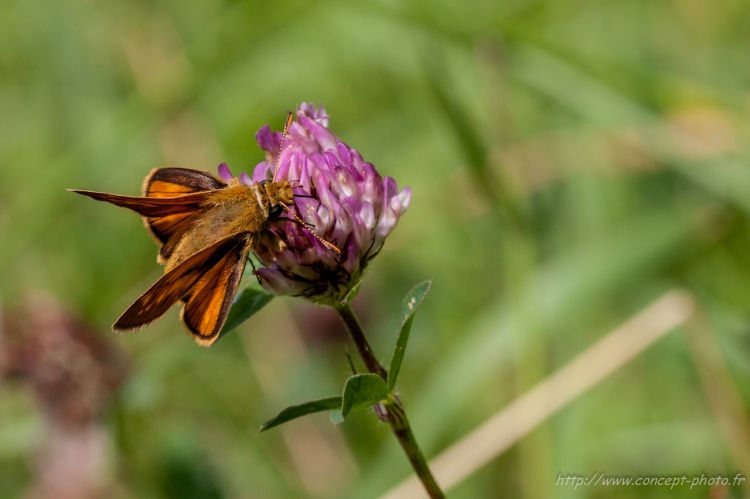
[180,234,252,345]
[70,190,209,217]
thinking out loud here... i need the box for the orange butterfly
[71,114,339,346]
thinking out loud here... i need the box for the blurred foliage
[2,0,750,497]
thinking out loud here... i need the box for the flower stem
[333,303,445,499]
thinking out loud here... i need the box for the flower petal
[218,163,233,181]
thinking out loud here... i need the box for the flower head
[251,103,411,304]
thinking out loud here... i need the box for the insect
[70,113,340,346]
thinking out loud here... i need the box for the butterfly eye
[269,204,283,217]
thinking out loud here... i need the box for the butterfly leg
[247,256,262,285]
[293,191,322,211]
[272,216,316,230]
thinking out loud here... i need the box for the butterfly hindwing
[114,232,251,344]
[141,168,228,262]
[143,167,226,198]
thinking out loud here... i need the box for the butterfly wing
[70,189,210,217]
[180,235,253,346]
[143,167,226,198]
[114,232,251,346]
[142,168,227,262]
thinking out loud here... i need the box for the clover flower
[251,103,411,305]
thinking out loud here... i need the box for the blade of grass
[684,309,750,479]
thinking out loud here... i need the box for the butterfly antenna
[272,112,294,182]
[281,204,341,257]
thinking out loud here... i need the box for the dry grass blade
[684,311,750,481]
[382,290,696,498]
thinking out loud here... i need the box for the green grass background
[2,0,750,497]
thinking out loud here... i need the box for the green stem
[334,303,445,499]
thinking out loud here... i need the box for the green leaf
[340,373,388,419]
[387,280,432,392]
[259,396,341,432]
[219,287,273,338]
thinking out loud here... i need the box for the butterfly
[70,113,339,346]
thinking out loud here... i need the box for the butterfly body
[163,180,293,272]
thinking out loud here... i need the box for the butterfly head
[260,179,295,218]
